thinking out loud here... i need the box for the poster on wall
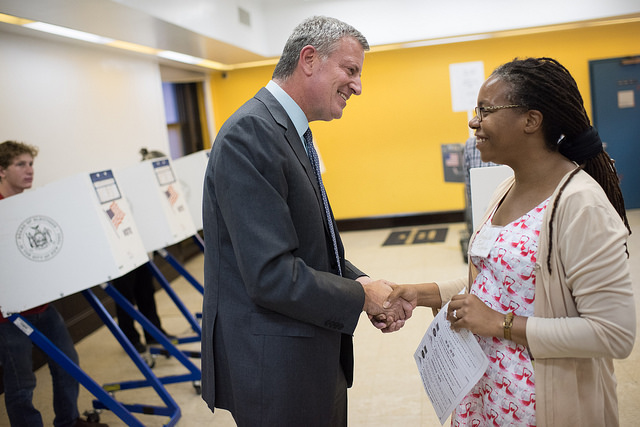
[441,143,465,183]
[449,61,485,113]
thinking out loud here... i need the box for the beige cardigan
[438,169,636,426]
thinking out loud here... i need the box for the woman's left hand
[446,293,503,338]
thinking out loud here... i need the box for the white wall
[0,30,170,189]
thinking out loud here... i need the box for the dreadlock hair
[490,57,630,273]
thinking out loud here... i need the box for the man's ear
[299,45,316,76]
[523,109,543,134]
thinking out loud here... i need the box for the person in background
[385,57,635,426]
[0,140,107,427]
[110,265,169,353]
[200,16,410,427]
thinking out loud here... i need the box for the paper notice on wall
[414,299,489,424]
[449,61,485,112]
[618,89,635,108]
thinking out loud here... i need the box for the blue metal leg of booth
[192,233,205,252]
[156,240,204,322]
[155,248,204,295]
[101,282,201,388]
[146,260,202,340]
[82,288,182,426]
[8,313,146,427]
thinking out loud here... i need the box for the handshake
[359,278,418,333]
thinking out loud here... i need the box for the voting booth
[0,170,148,316]
[172,149,209,231]
[470,165,514,230]
[0,170,187,426]
[116,156,203,346]
[116,157,197,253]
[89,160,203,422]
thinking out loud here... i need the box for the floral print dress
[452,197,550,427]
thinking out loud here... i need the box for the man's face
[307,36,365,122]
[0,153,35,194]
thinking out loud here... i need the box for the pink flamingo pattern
[451,197,549,426]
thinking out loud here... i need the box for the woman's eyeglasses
[474,105,525,122]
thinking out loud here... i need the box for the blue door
[590,56,640,209]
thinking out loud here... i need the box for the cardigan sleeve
[527,182,635,360]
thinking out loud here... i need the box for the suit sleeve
[344,259,366,280]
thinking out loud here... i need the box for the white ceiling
[2,0,640,67]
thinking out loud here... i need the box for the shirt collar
[266,80,309,143]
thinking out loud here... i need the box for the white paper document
[414,302,489,424]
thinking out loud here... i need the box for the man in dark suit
[201,16,410,427]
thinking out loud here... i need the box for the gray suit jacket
[201,88,366,426]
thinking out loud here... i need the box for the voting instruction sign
[116,157,196,252]
[172,149,209,231]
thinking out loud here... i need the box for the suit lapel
[255,88,327,225]
[254,87,345,264]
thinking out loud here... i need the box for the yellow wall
[209,21,640,220]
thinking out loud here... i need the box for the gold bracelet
[503,312,514,341]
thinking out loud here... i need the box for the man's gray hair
[272,16,369,80]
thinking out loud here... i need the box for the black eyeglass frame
[474,104,526,122]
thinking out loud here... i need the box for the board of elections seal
[15,215,64,262]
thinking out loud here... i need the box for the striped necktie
[304,128,342,276]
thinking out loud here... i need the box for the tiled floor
[4,211,640,426]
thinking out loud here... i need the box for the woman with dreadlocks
[384,57,636,426]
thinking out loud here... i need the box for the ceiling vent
[238,7,251,26]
